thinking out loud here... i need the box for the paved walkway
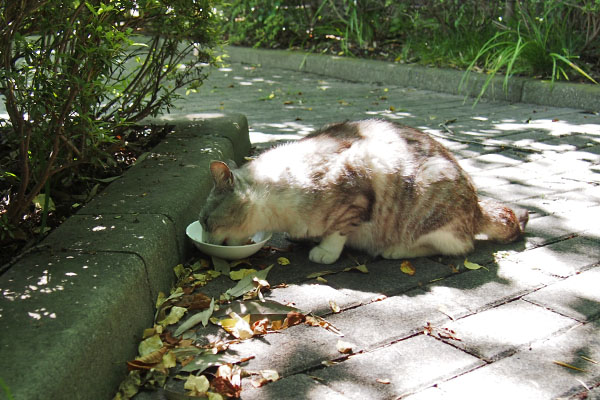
[2,50,599,400]
[161,57,600,399]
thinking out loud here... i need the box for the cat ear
[210,160,234,190]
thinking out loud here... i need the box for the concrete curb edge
[0,113,250,400]
[225,46,600,112]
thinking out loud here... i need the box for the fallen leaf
[400,260,416,276]
[464,259,488,271]
[212,256,231,275]
[173,264,188,280]
[306,270,335,279]
[174,298,215,336]
[329,300,341,313]
[376,378,391,384]
[138,334,164,357]
[260,369,280,382]
[230,268,257,281]
[180,351,242,373]
[184,375,209,396]
[251,369,280,388]
[174,292,212,310]
[277,257,291,265]
[158,306,187,327]
[305,314,344,336]
[336,340,355,354]
[225,265,274,299]
[162,351,177,369]
[316,276,328,283]
[284,311,306,328]
[343,264,369,274]
[207,392,224,400]
[220,312,253,339]
[113,370,142,399]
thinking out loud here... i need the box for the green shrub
[462,0,598,103]
[0,0,221,234]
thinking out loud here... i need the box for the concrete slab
[311,334,484,400]
[241,374,350,400]
[325,289,466,349]
[423,319,600,400]
[524,266,600,322]
[441,300,577,362]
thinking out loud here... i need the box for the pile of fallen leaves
[114,255,342,399]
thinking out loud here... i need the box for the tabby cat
[199,119,527,264]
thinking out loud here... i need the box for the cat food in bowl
[186,221,272,260]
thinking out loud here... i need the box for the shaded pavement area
[158,53,600,399]
[1,48,599,399]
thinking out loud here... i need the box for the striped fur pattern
[199,119,527,264]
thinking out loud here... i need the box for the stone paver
[171,52,599,400]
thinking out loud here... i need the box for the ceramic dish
[186,221,272,260]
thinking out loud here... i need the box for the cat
[199,119,528,264]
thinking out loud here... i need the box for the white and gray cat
[199,119,528,264]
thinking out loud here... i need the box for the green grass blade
[551,52,598,84]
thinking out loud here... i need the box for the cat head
[198,160,253,245]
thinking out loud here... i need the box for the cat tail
[477,200,528,243]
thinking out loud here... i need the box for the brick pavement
[162,58,600,399]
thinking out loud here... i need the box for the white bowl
[186,221,272,260]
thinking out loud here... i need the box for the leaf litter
[115,251,347,399]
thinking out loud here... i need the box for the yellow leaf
[138,334,163,357]
[271,320,283,331]
[158,306,187,327]
[173,264,187,279]
[307,270,335,279]
[277,257,291,266]
[344,264,369,273]
[220,313,253,339]
[316,276,328,283]
[184,375,209,395]
[400,260,416,276]
[229,268,257,281]
[464,259,488,271]
[207,392,224,400]
[389,106,396,112]
[162,351,177,369]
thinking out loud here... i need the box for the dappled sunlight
[495,118,600,136]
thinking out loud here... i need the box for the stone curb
[0,113,250,400]
[225,46,600,112]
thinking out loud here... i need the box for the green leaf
[212,256,231,275]
[174,298,215,337]
[225,265,274,299]
[464,259,488,271]
[180,351,240,373]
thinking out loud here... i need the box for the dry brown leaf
[284,311,306,328]
[336,340,354,354]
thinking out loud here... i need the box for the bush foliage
[0,0,221,237]
[221,0,600,82]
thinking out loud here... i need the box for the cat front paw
[309,245,340,264]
